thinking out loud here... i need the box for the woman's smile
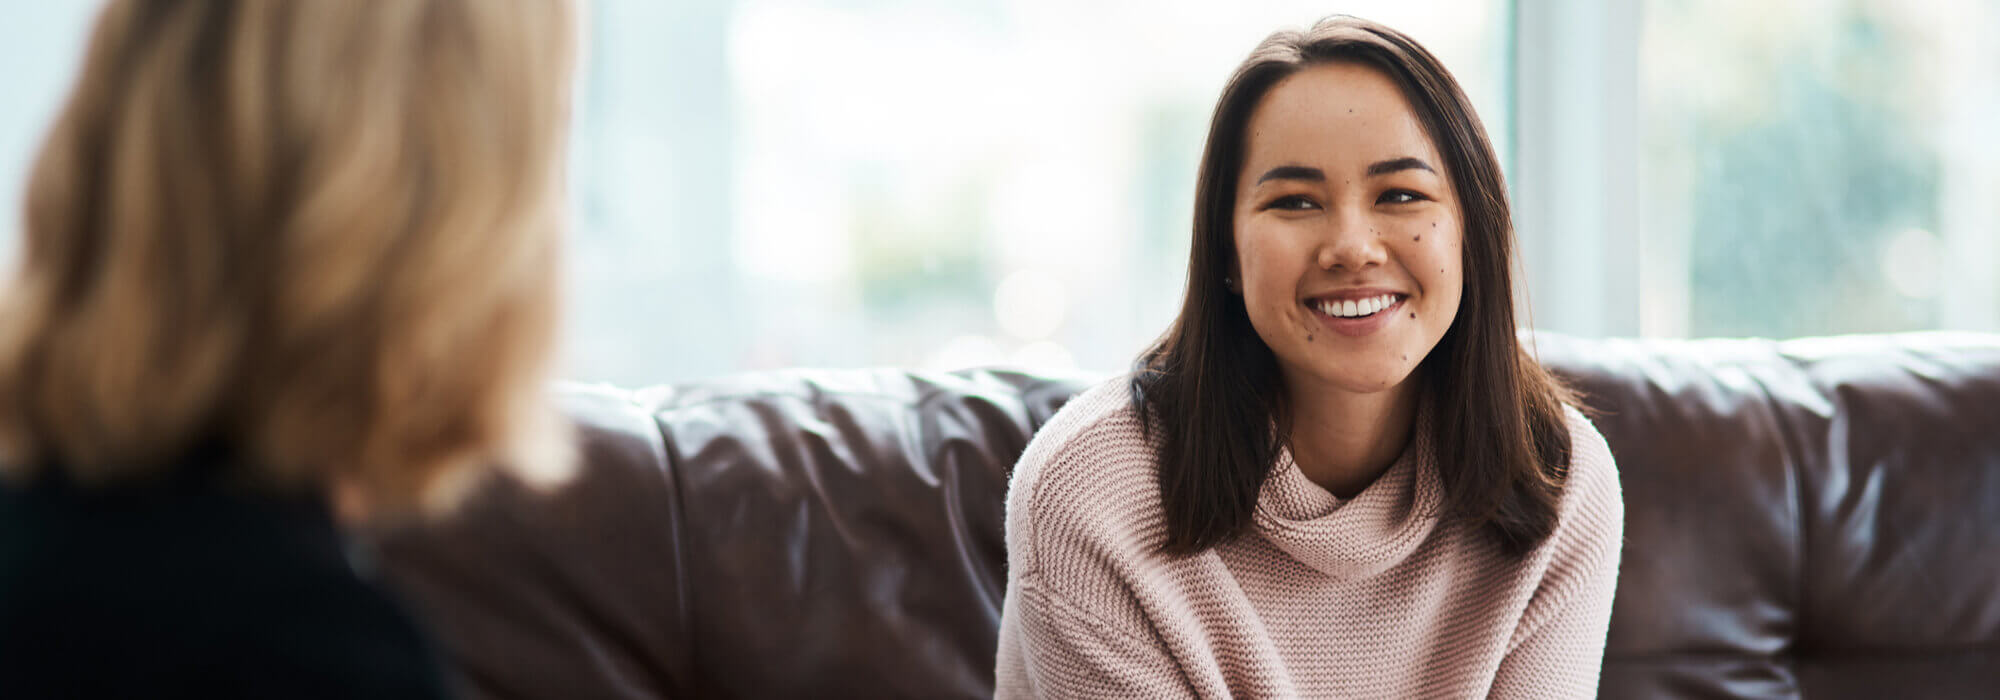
[1303,289,1409,337]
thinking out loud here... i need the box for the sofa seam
[1769,353,1816,658]
[640,394,701,696]
[1606,637,2000,663]
[1724,343,1813,660]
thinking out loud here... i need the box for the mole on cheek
[1409,312,1416,318]
[1415,234,1421,241]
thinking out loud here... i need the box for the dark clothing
[0,460,451,699]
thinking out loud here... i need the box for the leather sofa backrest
[374,333,2000,699]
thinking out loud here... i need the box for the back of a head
[0,0,578,514]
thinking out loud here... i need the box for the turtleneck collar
[1251,403,1442,581]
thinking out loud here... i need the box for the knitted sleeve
[994,383,1201,698]
[994,575,1198,699]
[1485,553,1620,698]
[1488,408,1625,699]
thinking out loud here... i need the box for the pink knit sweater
[994,379,1623,698]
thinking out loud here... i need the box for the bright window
[1637,0,2000,338]
[567,0,1511,385]
[14,3,1991,387]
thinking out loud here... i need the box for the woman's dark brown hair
[1132,15,1575,557]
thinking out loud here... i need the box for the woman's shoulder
[1004,376,1168,575]
[1557,404,1622,516]
[1017,375,1152,466]
[0,475,449,698]
[1542,404,1624,565]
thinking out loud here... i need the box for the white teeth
[1314,294,1401,318]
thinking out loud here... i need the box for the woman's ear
[1224,259,1243,294]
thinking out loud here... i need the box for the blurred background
[2,0,1995,386]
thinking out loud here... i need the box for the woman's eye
[1379,189,1428,205]
[1268,195,1320,211]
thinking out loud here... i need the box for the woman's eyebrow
[1255,165,1325,184]
[1366,157,1436,176]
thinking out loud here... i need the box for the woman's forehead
[1242,63,1440,173]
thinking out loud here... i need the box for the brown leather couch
[371,333,2000,698]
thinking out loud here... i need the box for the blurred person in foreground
[0,1,577,697]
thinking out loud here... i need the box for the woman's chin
[1282,359,1419,397]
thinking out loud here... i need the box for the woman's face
[1231,62,1463,398]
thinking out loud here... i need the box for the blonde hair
[0,0,577,513]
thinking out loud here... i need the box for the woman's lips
[1304,294,1406,337]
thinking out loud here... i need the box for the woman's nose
[1316,212,1388,271]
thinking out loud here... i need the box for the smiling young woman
[996,16,1624,699]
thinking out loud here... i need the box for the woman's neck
[1282,374,1420,499]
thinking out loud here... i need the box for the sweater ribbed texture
[995,378,1624,699]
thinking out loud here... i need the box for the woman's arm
[1486,548,1621,698]
[1489,408,1626,699]
[995,384,1209,698]
[995,575,1198,699]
